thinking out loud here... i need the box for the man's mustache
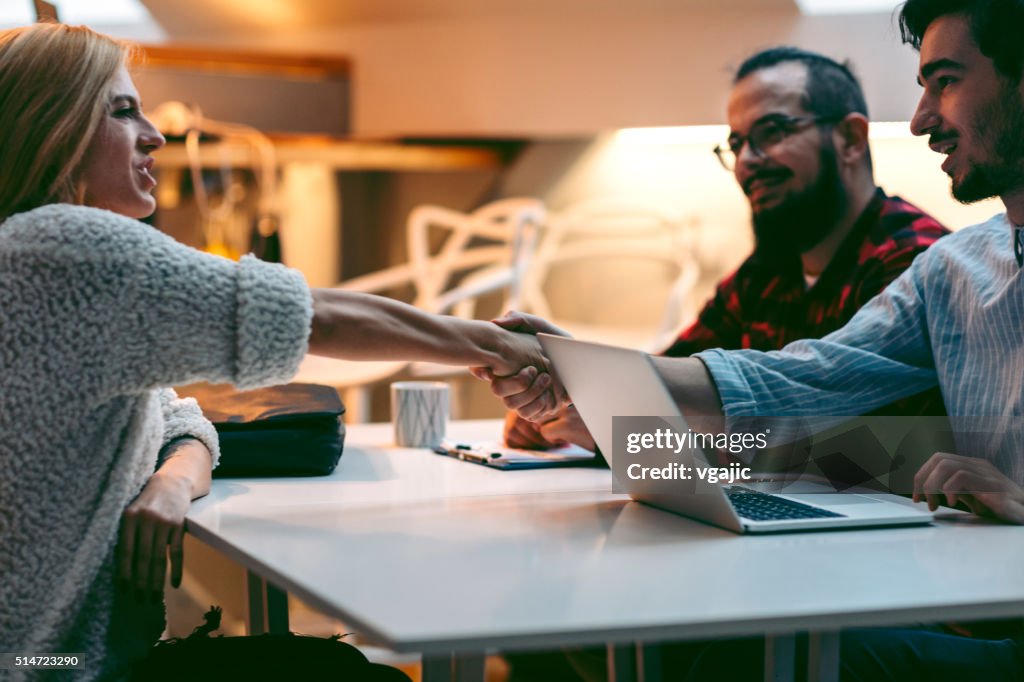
[743,168,792,195]
[928,131,958,147]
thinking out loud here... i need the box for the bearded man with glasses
[502,47,949,468]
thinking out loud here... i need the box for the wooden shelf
[137,45,350,78]
[154,138,502,171]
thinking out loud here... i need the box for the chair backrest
[339,197,545,320]
[519,196,701,351]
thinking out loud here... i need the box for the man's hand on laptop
[912,452,1024,524]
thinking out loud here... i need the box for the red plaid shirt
[665,189,948,356]
[664,190,949,414]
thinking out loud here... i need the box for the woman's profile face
[79,66,166,219]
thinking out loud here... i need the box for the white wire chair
[291,197,546,421]
[518,196,701,352]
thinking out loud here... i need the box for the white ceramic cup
[390,381,449,448]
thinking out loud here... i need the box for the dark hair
[899,0,1024,80]
[734,46,870,121]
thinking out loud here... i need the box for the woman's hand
[117,438,212,602]
[118,472,192,602]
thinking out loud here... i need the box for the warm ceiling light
[615,121,914,145]
[868,121,915,139]
[57,0,153,25]
[615,126,729,146]
[0,2,33,25]
[796,0,902,15]
[0,0,157,28]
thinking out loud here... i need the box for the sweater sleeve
[696,249,939,417]
[157,387,221,470]
[1,205,313,398]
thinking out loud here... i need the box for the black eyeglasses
[713,113,845,171]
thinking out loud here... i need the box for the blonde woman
[0,22,557,681]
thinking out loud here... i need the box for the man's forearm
[308,289,507,368]
[650,356,724,419]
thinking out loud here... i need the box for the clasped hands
[472,311,575,422]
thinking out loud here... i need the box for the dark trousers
[552,626,1021,682]
[686,628,1021,682]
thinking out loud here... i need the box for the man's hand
[118,471,192,603]
[913,452,1024,524]
[504,410,563,449]
[504,405,595,451]
[490,311,572,338]
[536,405,595,451]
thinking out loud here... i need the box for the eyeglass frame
[713,113,848,171]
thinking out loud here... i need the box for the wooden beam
[136,44,350,79]
[154,138,501,171]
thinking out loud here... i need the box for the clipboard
[433,439,598,470]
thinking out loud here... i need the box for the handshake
[469,311,574,424]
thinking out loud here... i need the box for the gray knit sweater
[0,204,313,680]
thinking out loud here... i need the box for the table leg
[607,643,637,682]
[245,570,289,635]
[421,655,453,682]
[764,633,796,682]
[638,643,663,682]
[807,631,840,682]
[453,652,486,682]
[421,652,486,682]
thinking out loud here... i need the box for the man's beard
[752,140,846,258]
[951,81,1024,204]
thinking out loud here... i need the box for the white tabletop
[186,420,1024,655]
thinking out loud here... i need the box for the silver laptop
[538,334,934,533]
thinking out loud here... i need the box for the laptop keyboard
[726,487,846,521]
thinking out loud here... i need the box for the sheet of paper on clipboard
[433,439,598,470]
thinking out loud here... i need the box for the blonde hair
[0,23,130,221]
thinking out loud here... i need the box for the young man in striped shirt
[497,2,1024,679]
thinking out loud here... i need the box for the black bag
[177,383,346,477]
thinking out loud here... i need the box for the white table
[186,420,1024,682]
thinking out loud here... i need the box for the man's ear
[834,113,870,165]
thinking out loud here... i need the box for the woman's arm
[309,289,550,376]
[118,438,212,602]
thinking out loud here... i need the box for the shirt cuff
[693,348,759,417]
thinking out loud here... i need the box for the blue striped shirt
[697,212,1024,480]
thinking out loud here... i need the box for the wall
[147,6,926,137]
